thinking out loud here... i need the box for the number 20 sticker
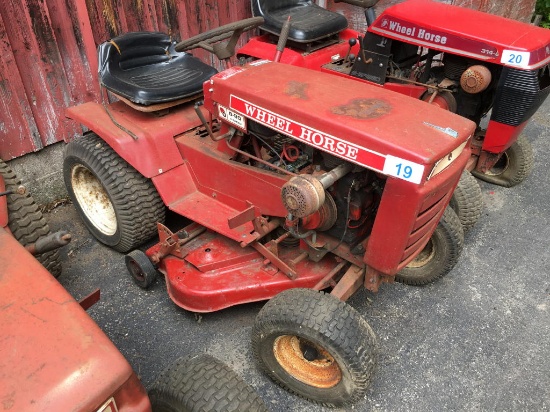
[500,50,530,68]
[383,155,424,184]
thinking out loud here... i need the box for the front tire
[149,353,268,412]
[0,160,62,277]
[472,135,534,188]
[63,133,165,253]
[252,288,377,407]
[396,207,463,285]
[449,170,483,232]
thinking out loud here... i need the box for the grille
[491,67,550,126]
[400,192,447,264]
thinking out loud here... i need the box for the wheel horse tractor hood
[204,61,474,182]
[369,0,550,69]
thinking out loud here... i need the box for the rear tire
[149,353,267,412]
[396,207,463,285]
[449,170,483,232]
[252,288,377,407]
[472,135,534,188]
[63,133,165,253]
[0,160,62,277]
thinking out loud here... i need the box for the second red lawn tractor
[63,23,475,407]
[237,0,550,189]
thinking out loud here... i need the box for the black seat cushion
[98,32,218,105]
[252,0,348,42]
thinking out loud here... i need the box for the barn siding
[0,0,537,160]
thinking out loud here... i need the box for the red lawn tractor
[63,23,475,407]
[237,0,550,189]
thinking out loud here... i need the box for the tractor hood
[206,61,475,184]
[369,0,550,70]
[0,228,151,412]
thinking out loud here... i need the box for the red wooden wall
[0,0,537,160]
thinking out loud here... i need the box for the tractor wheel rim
[273,335,342,388]
[128,259,145,282]
[407,238,436,268]
[485,152,510,176]
[71,164,117,236]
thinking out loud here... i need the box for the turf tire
[252,288,377,407]
[63,133,165,253]
[0,160,62,277]
[149,353,267,412]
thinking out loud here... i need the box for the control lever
[343,38,357,66]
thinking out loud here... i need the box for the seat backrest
[251,0,347,43]
[98,32,172,74]
[97,32,217,106]
[253,0,311,17]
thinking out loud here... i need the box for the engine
[233,120,383,254]
[386,41,500,126]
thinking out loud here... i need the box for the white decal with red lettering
[229,95,425,183]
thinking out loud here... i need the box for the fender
[65,101,203,178]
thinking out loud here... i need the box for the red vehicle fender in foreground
[0,228,151,412]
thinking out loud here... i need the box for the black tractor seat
[98,32,218,107]
[252,0,348,43]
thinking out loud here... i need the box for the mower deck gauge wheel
[125,250,157,289]
[252,288,377,407]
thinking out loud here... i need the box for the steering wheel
[175,17,265,60]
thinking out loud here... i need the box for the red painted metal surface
[207,63,474,173]
[0,227,151,411]
[369,0,550,69]
[65,101,203,178]
[482,120,528,153]
[329,0,536,31]
[154,231,340,312]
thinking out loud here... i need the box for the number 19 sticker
[501,50,530,68]
[383,155,424,184]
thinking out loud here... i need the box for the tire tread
[0,160,61,277]
[149,353,267,412]
[64,134,165,252]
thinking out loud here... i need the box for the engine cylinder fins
[322,152,346,169]
[281,175,325,218]
[443,54,469,80]
[460,65,492,94]
[301,192,338,232]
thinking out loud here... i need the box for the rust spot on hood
[285,81,309,100]
[331,98,391,119]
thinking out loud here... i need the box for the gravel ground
[48,99,550,412]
